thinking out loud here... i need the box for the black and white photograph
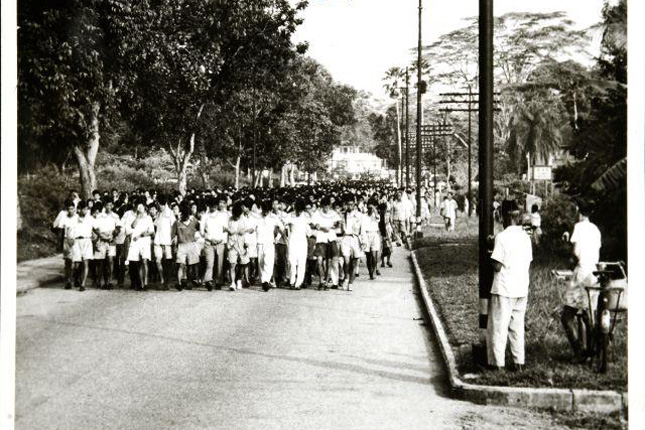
[1,0,643,429]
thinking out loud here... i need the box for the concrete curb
[410,250,627,413]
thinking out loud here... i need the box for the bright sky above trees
[291,0,611,99]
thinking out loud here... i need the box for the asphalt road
[15,247,570,430]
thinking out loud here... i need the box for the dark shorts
[307,237,316,259]
[314,241,340,259]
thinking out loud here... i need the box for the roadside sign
[532,166,552,181]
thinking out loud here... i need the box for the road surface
[15,247,569,430]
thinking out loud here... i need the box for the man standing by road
[440,192,458,231]
[54,199,78,290]
[487,200,533,371]
[560,200,602,363]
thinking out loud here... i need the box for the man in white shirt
[126,201,155,290]
[311,196,341,290]
[440,192,458,231]
[392,190,409,245]
[53,199,78,290]
[339,195,364,291]
[201,195,230,290]
[257,200,284,291]
[153,196,176,289]
[116,203,136,288]
[92,201,120,289]
[71,201,95,291]
[487,200,533,370]
[561,201,602,362]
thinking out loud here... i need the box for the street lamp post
[476,0,495,365]
[415,0,423,225]
[405,68,410,189]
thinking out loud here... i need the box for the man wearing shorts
[311,196,341,290]
[339,195,364,291]
[153,196,176,289]
[54,199,78,290]
[126,201,155,290]
[172,204,200,291]
[92,201,120,289]
[71,201,94,291]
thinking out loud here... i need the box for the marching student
[362,200,382,280]
[285,198,311,290]
[311,196,341,290]
[226,201,254,291]
[92,201,120,289]
[115,202,136,288]
[126,201,155,290]
[54,199,79,290]
[339,195,364,291]
[153,196,176,289]
[201,196,229,291]
[257,200,284,291]
[71,200,95,292]
[172,204,200,291]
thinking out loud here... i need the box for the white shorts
[246,239,258,258]
[154,244,173,261]
[363,231,382,252]
[176,242,200,266]
[94,240,116,259]
[340,235,363,259]
[72,238,94,262]
[128,236,152,262]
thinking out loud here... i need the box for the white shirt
[530,213,541,228]
[93,212,120,239]
[116,210,136,244]
[52,210,68,229]
[127,215,155,240]
[74,214,95,239]
[311,210,340,243]
[200,210,230,244]
[441,199,458,219]
[257,214,283,246]
[570,219,601,273]
[57,213,79,239]
[490,225,533,298]
[286,213,311,246]
[154,207,176,246]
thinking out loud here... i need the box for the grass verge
[415,211,627,392]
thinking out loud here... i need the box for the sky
[291,0,609,99]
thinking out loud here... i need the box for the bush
[539,193,578,258]
[17,167,76,261]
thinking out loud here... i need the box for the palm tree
[382,66,404,186]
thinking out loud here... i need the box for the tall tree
[382,67,405,186]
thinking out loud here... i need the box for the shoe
[318,283,324,291]
[236,280,243,290]
[64,282,72,290]
[106,283,114,290]
[387,262,393,268]
[184,282,193,291]
[191,280,201,289]
[215,284,222,290]
[229,283,236,291]
[175,283,183,291]
[262,282,271,292]
[355,273,359,278]
[376,270,381,276]
[141,285,148,291]
[205,281,214,291]
[381,262,385,268]
[370,275,375,280]
[79,286,86,292]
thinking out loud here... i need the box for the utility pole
[405,68,410,189]
[415,0,423,225]
[467,87,473,217]
[252,87,257,188]
[477,0,495,365]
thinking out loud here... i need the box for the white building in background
[328,145,387,178]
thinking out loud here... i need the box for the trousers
[258,244,275,284]
[288,241,307,287]
[487,294,527,367]
[203,243,226,284]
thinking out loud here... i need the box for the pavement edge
[409,249,627,413]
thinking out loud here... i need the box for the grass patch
[415,211,627,392]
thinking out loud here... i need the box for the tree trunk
[234,156,241,190]
[289,164,295,186]
[268,168,274,188]
[167,105,204,196]
[73,102,100,200]
[280,164,287,188]
[178,168,188,196]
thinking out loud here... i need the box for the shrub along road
[14,246,576,430]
